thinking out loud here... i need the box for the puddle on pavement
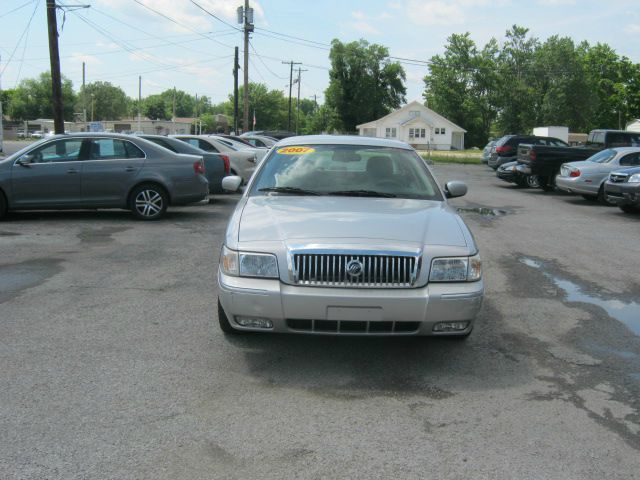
[77,226,129,244]
[520,257,640,336]
[457,207,510,218]
[0,259,63,303]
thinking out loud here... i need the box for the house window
[410,110,420,118]
[419,128,426,138]
[385,127,397,138]
[435,128,440,134]
[441,127,446,135]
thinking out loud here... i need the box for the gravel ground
[0,164,639,479]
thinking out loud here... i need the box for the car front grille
[291,252,420,288]
[609,173,629,183]
[286,319,420,334]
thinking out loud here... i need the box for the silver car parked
[0,133,209,220]
[217,135,483,337]
[555,147,640,204]
[172,135,257,184]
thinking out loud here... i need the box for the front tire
[597,184,615,206]
[526,175,540,188]
[620,204,640,214]
[129,183,168,220]
[218,299,240,334]
[538,176,555,191]
[0,190,7,220]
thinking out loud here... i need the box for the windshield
[588,149,616,163]
[249,144,443,200]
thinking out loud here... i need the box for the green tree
[7,72,75,121]
[78,81,130,121]
[496,25,539,134]
[533,36,594,132]
[325,39,406,132]
[214,83,289,131]
[423,33,499,147]
[143,94,171,120]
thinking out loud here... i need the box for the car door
[10,138,85,208]
[81,138,146,206]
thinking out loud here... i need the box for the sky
[1,0,640,110]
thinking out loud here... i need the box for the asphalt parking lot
[1,164,639,479]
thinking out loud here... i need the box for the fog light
[433,321,469,332]
[235,316,273,329]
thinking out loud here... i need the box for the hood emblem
[346,259,364,278]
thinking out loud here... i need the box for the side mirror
[444,181,467,199]
[17,154,34,166]
[222,175,242,192]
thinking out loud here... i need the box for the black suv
[488,135,568,169]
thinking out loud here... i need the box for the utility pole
[295,67,308,135]
[238,1,253,132]
[233,46,239,134]
[47,0,64,134]
[137,75,141,133]
[172,87,176,134]
[282,60,301,132]
[82,62,87,129]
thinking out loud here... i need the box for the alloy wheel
[135,189,164,218]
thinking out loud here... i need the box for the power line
[249,41,288,80]
[0,0,39,78]
[131,0,235,50]
[0,0,36,19]
[189,0,242,32]
[89,6,228,58]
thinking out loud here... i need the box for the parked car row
[485,129,640,214]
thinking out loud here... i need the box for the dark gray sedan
[0,133,209,220]
[137,134,228,193]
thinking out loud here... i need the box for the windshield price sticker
[276,146,315,155]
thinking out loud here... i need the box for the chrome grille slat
[292,251,419,288]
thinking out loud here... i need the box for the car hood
[237,196,467,247]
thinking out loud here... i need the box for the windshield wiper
[258,186,322,195]
[327,189,397,198]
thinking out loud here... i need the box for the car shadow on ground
[219,301,531,399]
[1,205,226,223]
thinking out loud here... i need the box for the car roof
[609,146,640,154]
[276,135,414,150]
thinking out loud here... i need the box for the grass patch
[420,153,482,165]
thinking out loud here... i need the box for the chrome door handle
[125,166,136,172]
[67,168,78,174]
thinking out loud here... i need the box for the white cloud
[537,0,576,4]
[351,21,381,34]
[407,1,464,26]
[625,23,640,33]
[70,53,102,65]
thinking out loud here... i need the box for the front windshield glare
[250,144,443,200]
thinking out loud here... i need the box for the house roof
[356,100,467,132]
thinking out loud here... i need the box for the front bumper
[218,272,484,336]
[605,181,640,206]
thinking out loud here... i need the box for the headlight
[628,173,640,183]
[220,246,279,278]
[429,254,482,282]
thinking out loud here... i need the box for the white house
[356,100,466,150]
[627,119,640,133]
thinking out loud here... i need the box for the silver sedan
[0,133,209,220]
[217,135,483,337]
[555,147,640,204]
[172,135,257,184]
